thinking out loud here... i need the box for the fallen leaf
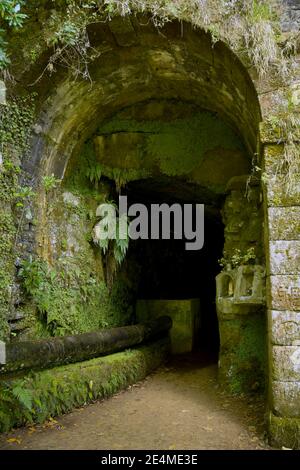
[28,427,36,435]
[7,438,21,444]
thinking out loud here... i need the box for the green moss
[219,313,267,394]
[0,338,170,432]
[19,257,134,337]
[98,113,244,177]
[269,414,300,450]
[4,0,284,80]
[65,139,150,193]
[0,95,36,340]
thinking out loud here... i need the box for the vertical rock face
[216,176,266,394]
[281,0,300,31]
[0,80,5,105]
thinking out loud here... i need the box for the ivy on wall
[0,94,36,340]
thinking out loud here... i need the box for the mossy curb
[0,337,170,432]
[269,413,300,449]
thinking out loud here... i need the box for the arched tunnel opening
[34,21,265,393]
[62,96,255,368]
[0,10,274,447]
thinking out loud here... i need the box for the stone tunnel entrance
[60,94,265,388]
[2,2,300,448]
[24,19,266,407]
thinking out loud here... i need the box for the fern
[93,201,130,265]
[85,163,102,188]
[0,379,34,431]
[11,384,33,411]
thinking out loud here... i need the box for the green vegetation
[99,113,244,177]
[18,256,134,337]
[42,174,61,192]
[0,377,34,431]
[219,247,256,269]
[85,163,102,188]
[0,0,294,80]
[265,95,300,194]
[0,338,170,432]
[0,94,36,340]
[269,415,300,450]
[0,0,27,68]
[93,200,130,266]
[220,314,266,394]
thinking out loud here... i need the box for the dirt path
[0,354,272,450]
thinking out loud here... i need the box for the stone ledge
[272,381,300,417]
[272,345,300,382]
[0,338,170,432]
[269,310,300,346]
[269,413,300,449]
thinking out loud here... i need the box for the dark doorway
[124,177,224,360]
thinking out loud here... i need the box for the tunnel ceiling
[65,100,250,207]
[29,18,261,182]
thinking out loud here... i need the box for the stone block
[268,207,300,240]
[272,381,300,417]
[272,345,300,381]
[269,310,300,346]
[260,121,300,145]
[0,341,6,364]
[136,299,200,355]
[266,174,300,207]
[269,241,300,275]
[263,144,285,175]
[267,275,300,311]
[108,16,137,47]
[0,80,6,105]
[94,133,147,170]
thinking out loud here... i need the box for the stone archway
[2,11,300,448]
[21,21,264,387]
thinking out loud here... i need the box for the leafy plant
[219,247,256,269]
[0,1,27,68]
[0,379,34,431]
[42,174,61,192]
[85,163,102,188]
[18,257,51,295]
[93,200,130,266]
[13,185,36,208]
[51,20,81,47]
